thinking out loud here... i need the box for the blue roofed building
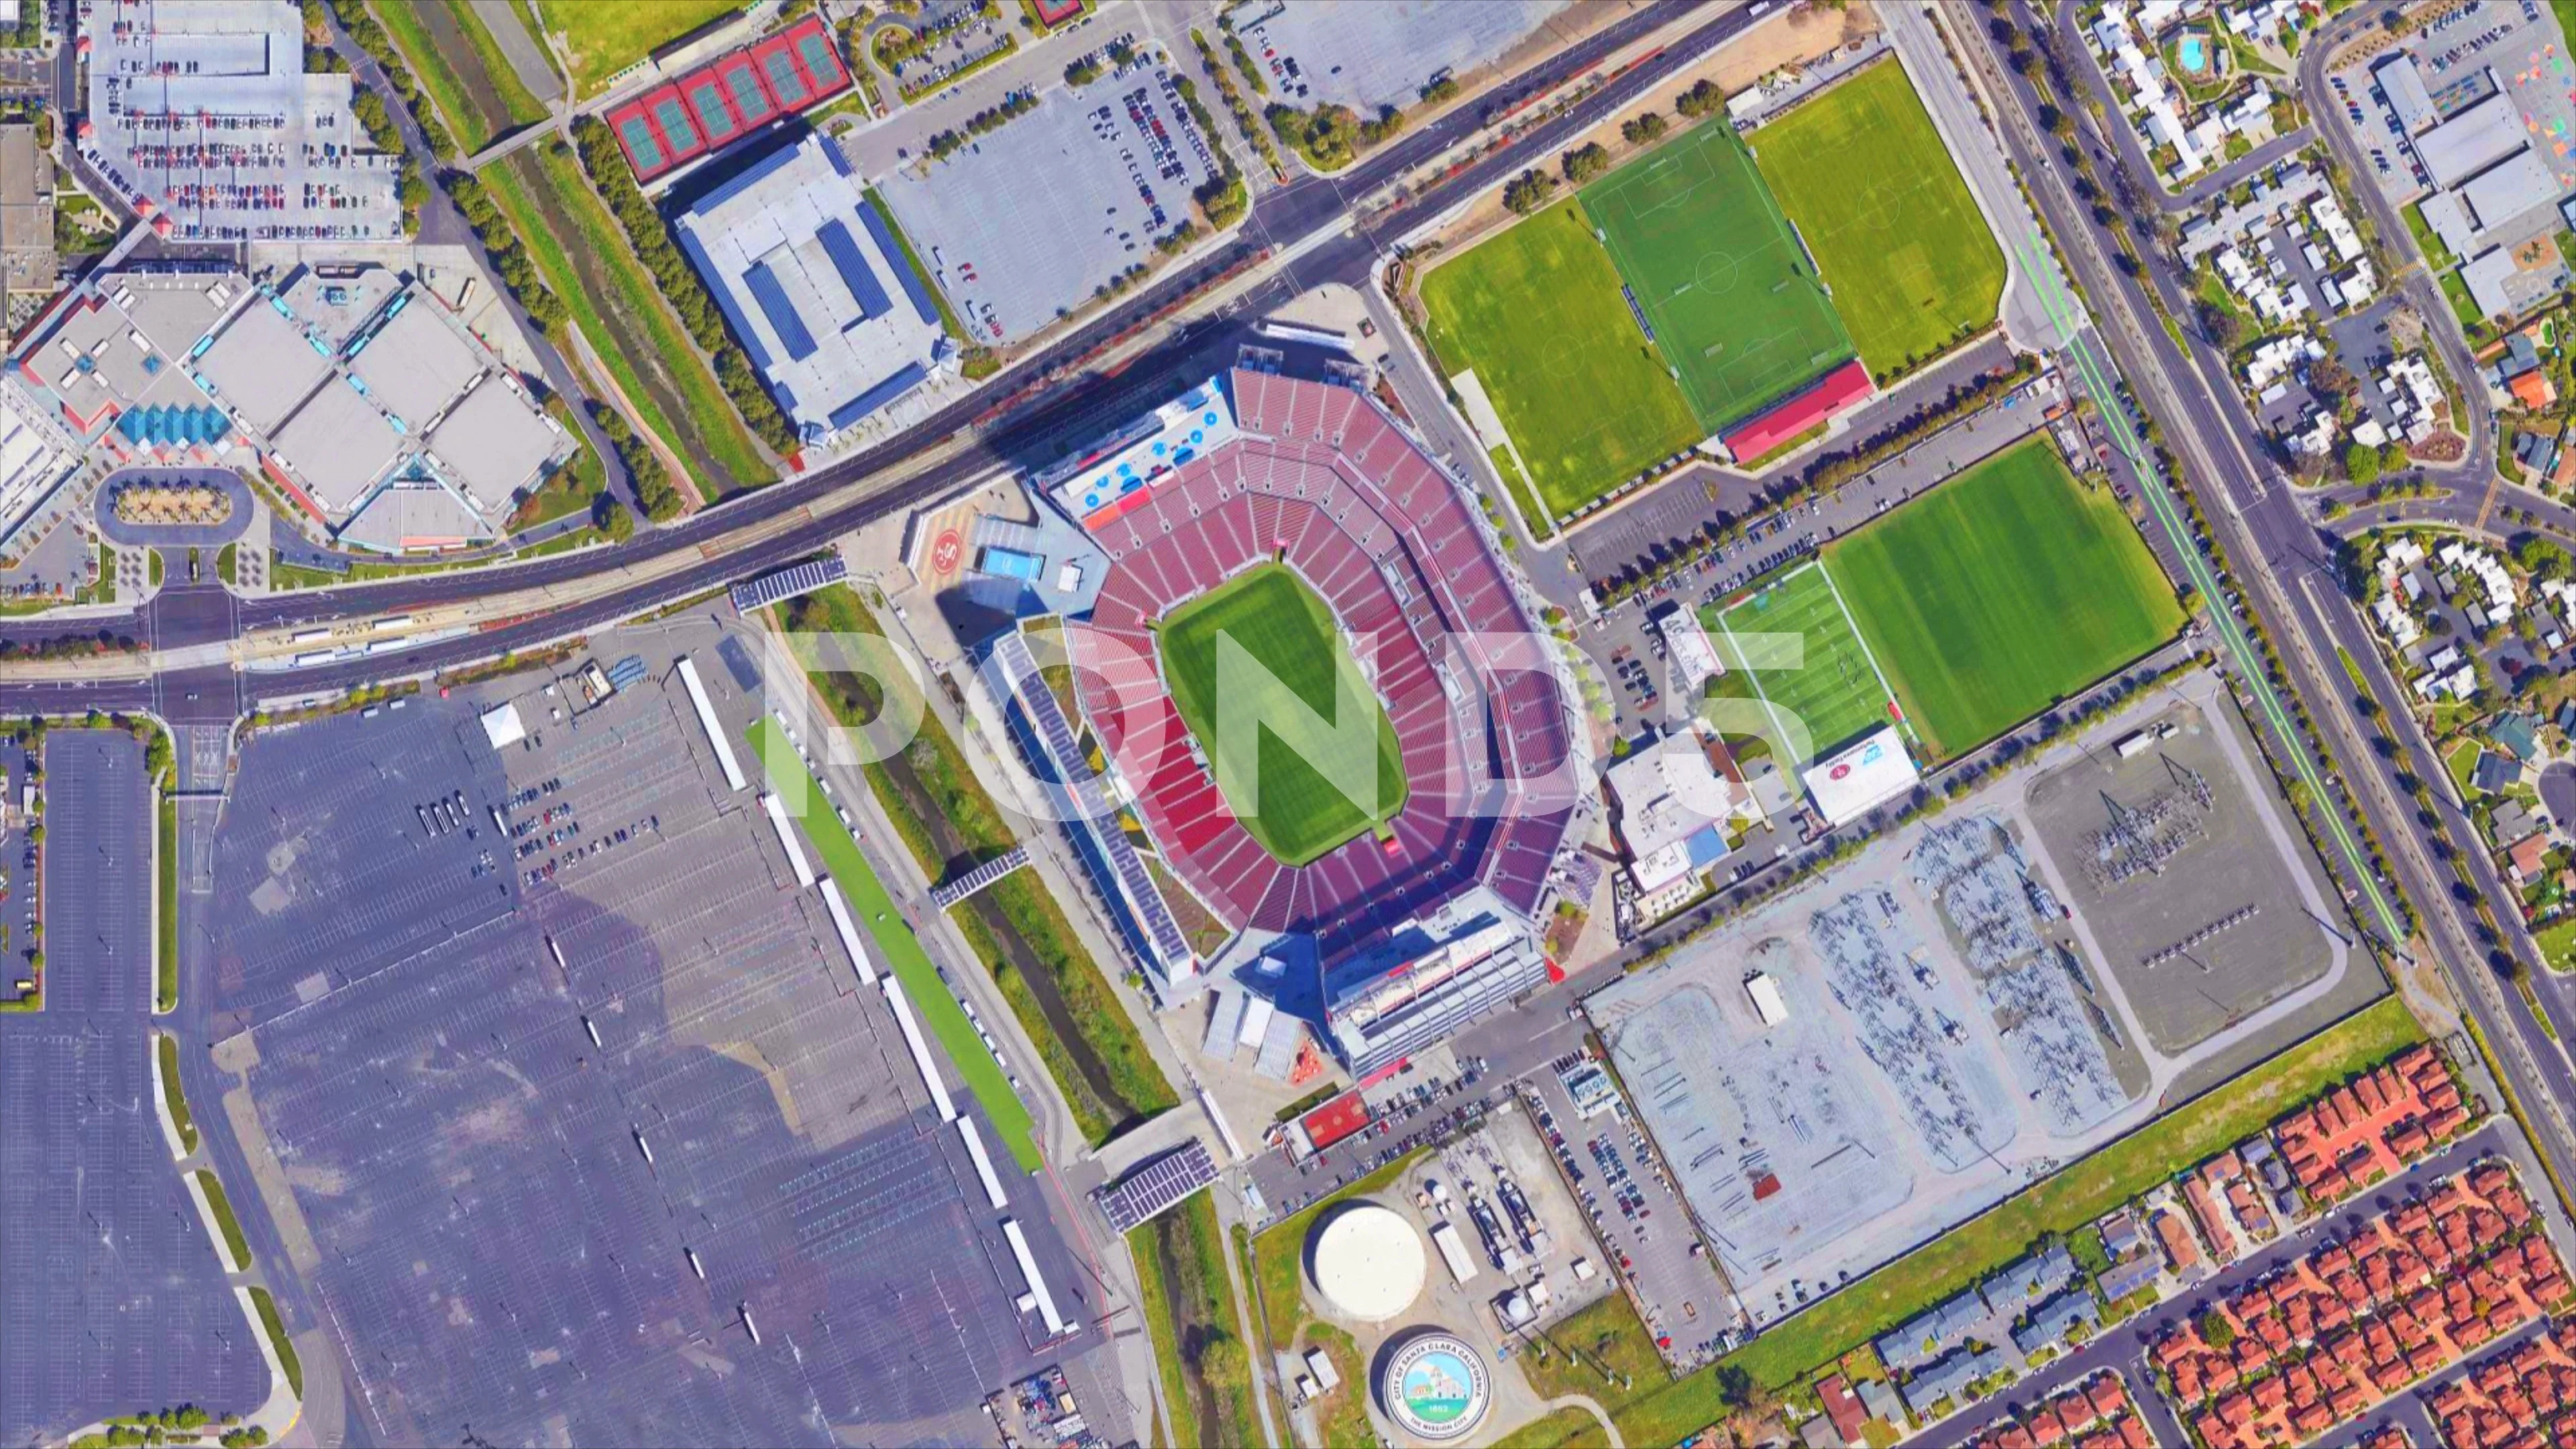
[1874,1289,1990,1374]
[2096,1252,2162,1304]
[676,135,953,444]
[2008,1287,2100,1357]
[1898,1346,2003,1421]
[1984,1242,2080,1309]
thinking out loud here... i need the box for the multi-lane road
[1955,0,2576,1200]
[0,0,1765,718]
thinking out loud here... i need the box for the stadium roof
[675,134,945,440]
[2415,94,2526,187]
[1801,725,1919,826]
[1721,359,1873,462]
[2461,149,2565,232]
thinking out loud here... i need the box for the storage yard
[195,614,1121,1448]
[1584,674,2354,1329]
[1220,0,1568,117]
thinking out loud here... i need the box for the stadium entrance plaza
[1585,669,2369,1328]
[189,610,1126,1448]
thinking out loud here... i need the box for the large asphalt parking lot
[1,731,270,1444]
[193,631,1126,1447]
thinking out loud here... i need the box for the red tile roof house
[2509,831,2553,885]
[1815,1374,1868,1446]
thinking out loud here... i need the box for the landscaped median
[155,1032,198,1157]
[746,716,1043,1170]
[156,795,176,1013]
[195,1169,252,1273]
[1527,996,2432,1449]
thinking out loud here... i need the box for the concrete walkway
[1546,1393,1626,1448]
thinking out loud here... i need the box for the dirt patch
[710,1039,808,1140]
[223,1081,326,1276]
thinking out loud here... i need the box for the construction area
[192,611,1124,1448]
[1583,671,2359,1328]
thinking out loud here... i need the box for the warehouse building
[676,134,953,444]
[2414,94,2527,188]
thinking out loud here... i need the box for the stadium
[1057,368,1585,969]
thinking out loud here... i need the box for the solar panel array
[1093,1138,1218,1234]
[991,633,1195,973]
[730,553,849,614]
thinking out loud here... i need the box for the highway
[0,0,1762,718]
[1959,0,2576,1195]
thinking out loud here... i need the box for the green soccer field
[1750,60,2008,380]
[1827,439,2186,760]
[536,0,741,96]
[1418,200,1705,525]
[1158,564,1407,866]
[1580,120,1856,431]
[1706,562,1900,764]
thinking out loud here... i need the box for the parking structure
[197,615,1126,1448]
[872,60,1223,343]
[1,731,270,1444]
[1220,0,1567,118]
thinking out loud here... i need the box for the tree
[2197,299,2243,350]
[1064,56,1101,87]
[1674,78,1723,117]
[2345,441,2383,486]
[1621,109,1667,146]
[2198,1309,2237,1350]
[1560,141,1611,184]
[1195,1330,1246,1387]
[594,496,636,542]
[1502,167,1558,215]
[2308,354,2357,408]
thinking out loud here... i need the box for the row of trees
[567,117,800,456]
[444,171,570,334]
[924,89,1039,160]
[585,400,688,523]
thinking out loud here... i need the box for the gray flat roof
[425,376,559,510]
[341,476,489,551]
[2461,148,2565,231]
[197,299,331,436]
[2374,52,2439,135]
[347,297,484,430]
[272,375,398,513]
[2420,190,2480,258]
[2416,93,2528,187]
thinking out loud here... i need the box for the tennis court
[1706,561,1901,763]
[1582,121,1856,431]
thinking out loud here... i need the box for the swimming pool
[2179,33,2209,73]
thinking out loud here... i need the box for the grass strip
[156,796,176,1013]
[197,1169,251,1271]
[529,142,771,488]
[1129,1212,1193,1448]
[445,0,550,130]
[248,1285,302,1399]
[1613,997,2425,1444]
[364,0,502,152]
[1520,1291,1666,1412]
[748,717,1043,1170]
[156,1032,198,1157]
[1130,1193,1260,1448]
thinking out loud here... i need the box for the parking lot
[0,742,31,1003]
[2337,0,2576,206]
[201,618,1128,1448]
[0,731,270,1444]
[871,57,1223,343]
[1523,1050,1737,1368]
[1222,0,1567,116]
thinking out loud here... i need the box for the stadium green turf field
[1418,200,1703,524]
[1750,60,2007,380]
[1706,562,1902,763]
[1158,564,1407,865]
[1826,439,2185,759]
[1580,119,1856,431]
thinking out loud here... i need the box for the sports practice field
[1706,562,1901,763]
[1750,60,2007,380]
[1158,564,1407,866]
[1582,120,1855,431]
[1418,200,1705,523]
[1827,439,2185,759]
[536,0,741,96]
